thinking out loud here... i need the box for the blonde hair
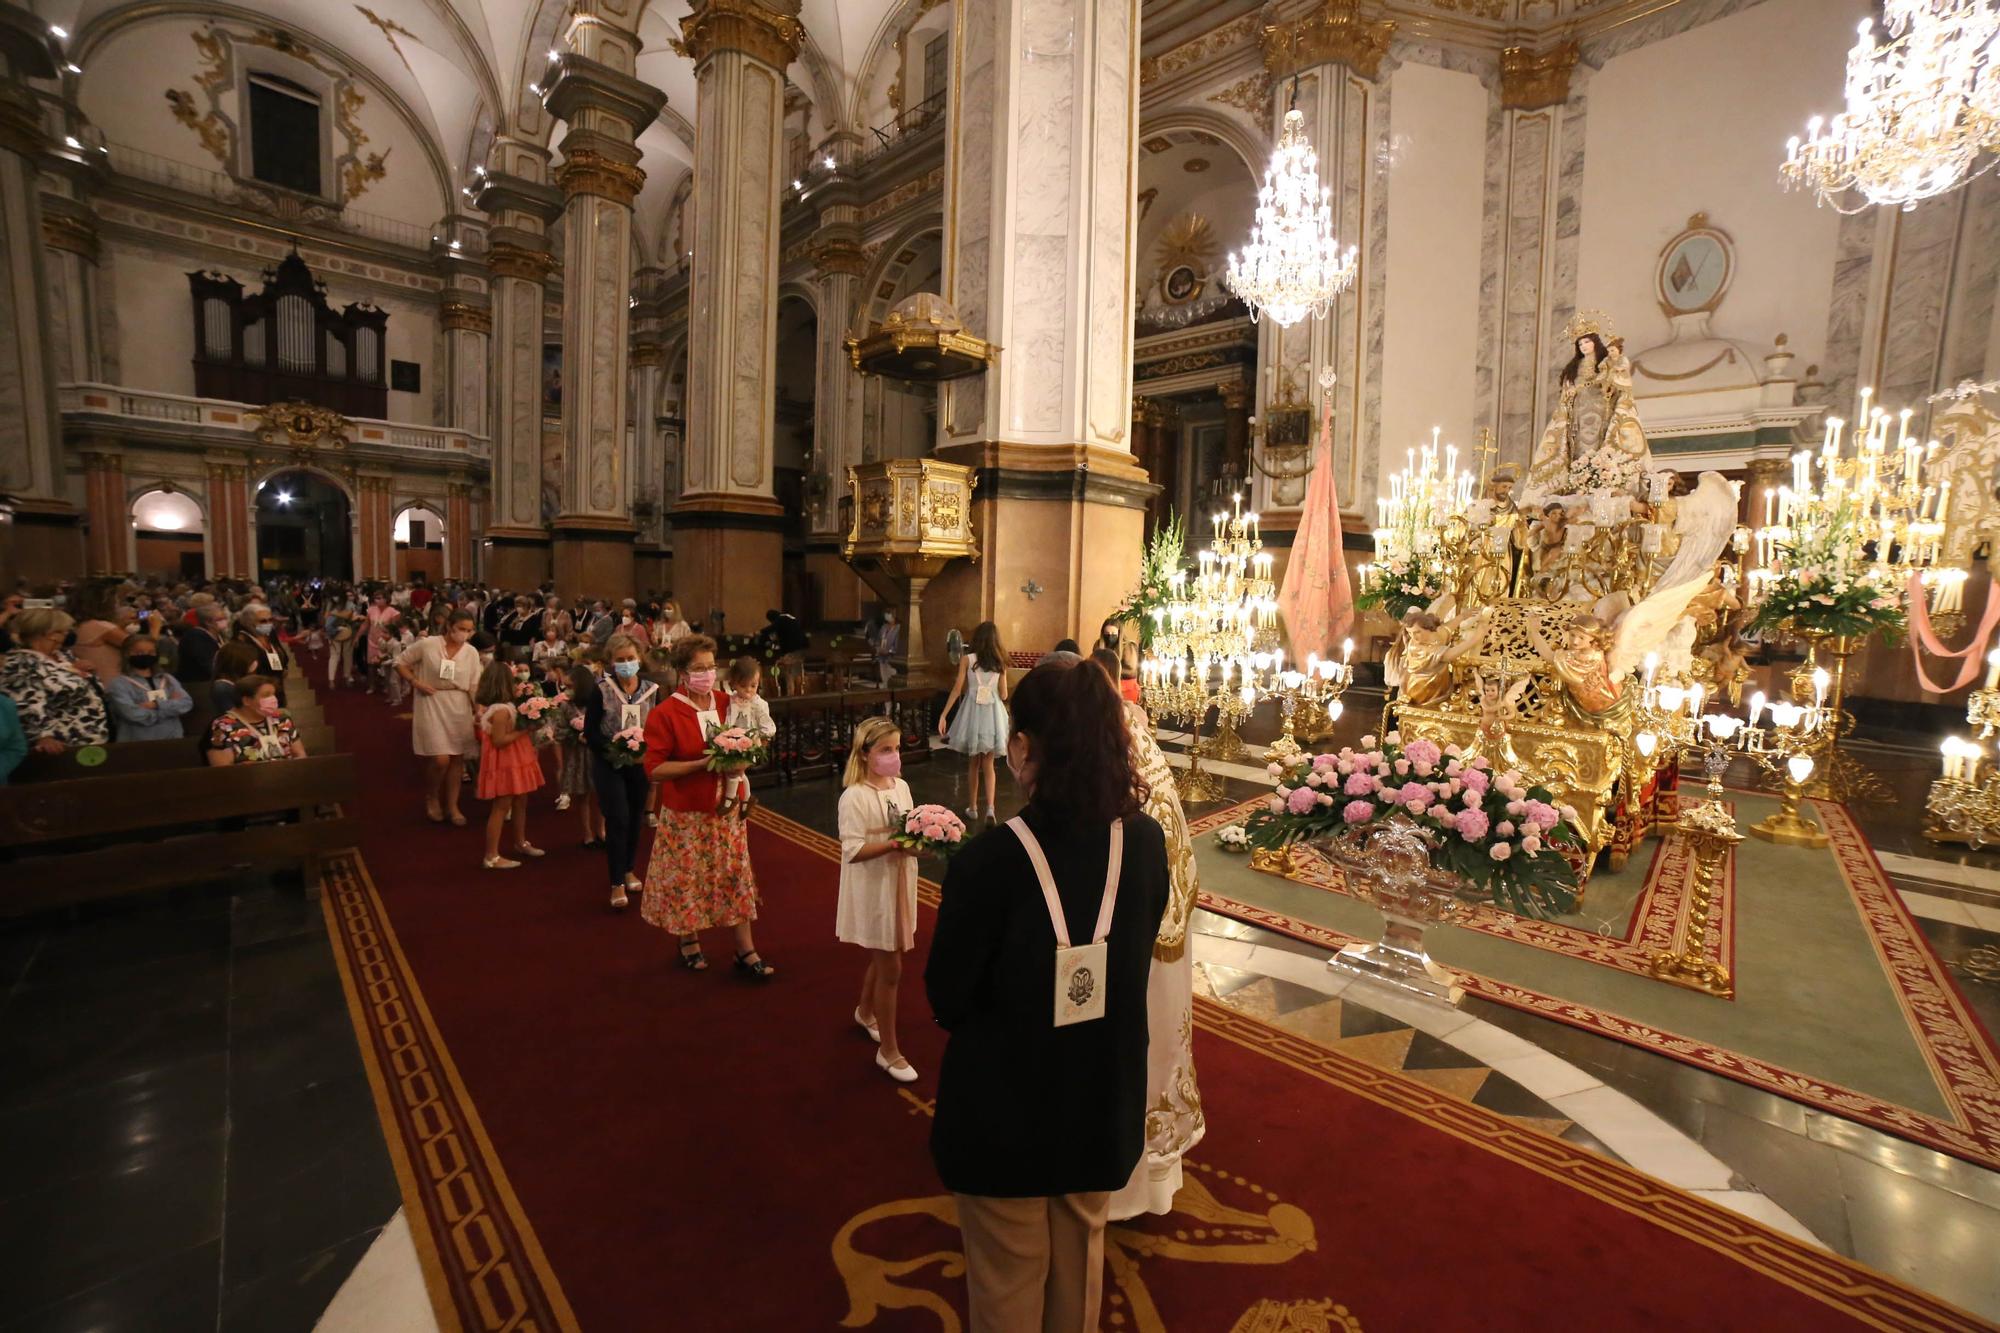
[842,715,901,788]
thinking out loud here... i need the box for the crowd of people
[0,569,1192,1332]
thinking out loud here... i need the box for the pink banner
[1905,569,2000,695]
[1277,392,1354,662]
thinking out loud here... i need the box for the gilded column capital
[1218,379,1251,411]
[1499,42,1580,111]
[487,240,557,283]
[1131,395,1150,426]
[681,0,804,71]
[630,341,665,368]
[40,207,99,261]
[440,299,493,334]
[811,236,869,278]
[555,147,647,206]
[1262,0,1395,81]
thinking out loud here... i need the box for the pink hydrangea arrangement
[1245,730,1583,919]
[889,802,968,859]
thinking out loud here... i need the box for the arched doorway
[256,469,353,581]
[774,292,818,618]
[394,504,445,584]
[130,488,206,580]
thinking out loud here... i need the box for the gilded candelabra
[1924,654,2000,848]
[1142,494,1282,801]
[1265,639,1356,768]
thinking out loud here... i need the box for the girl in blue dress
[938,620,1009,823]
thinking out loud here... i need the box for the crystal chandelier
[1781,1,2000,213]
[1225,107,1358,327]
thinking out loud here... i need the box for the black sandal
[734,950,776,980]
[678,939,708,971]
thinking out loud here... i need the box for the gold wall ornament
[1499,42,1581,111]
[679,0,805,71]
[1209,72,1274,121]
[252,402,353,466]
[554,148,646,206]
[1154,214,1222,291]
[811,237,870,277]
[40,209,100,262]
[439,300,492,335]
[164,89,231,165]
[1141,13,1262,87]
[629,340,664,368]
[1262,0,1397,81]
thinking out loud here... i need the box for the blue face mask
[613,659,640,680]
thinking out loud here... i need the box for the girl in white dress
[835,715,920,1083]
[936,620,1009,824]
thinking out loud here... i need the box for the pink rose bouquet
[602,725,648,769]
[888,802,968,859]
[1245,730,1583,919]
[703,723,768,774]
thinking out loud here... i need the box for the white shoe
[555,794,571,811]
[876,1049,918,1083]
[854,1008,880,1042]
[483,856,521,870]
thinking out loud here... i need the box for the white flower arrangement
[1215,823,1251,852]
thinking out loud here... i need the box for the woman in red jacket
[641,634,775,977]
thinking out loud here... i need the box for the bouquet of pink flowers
[704,723,768,774]
[889,803,968,858]
[602,725,648,768]
[1245,731,1583,919]
[518,690,565,722]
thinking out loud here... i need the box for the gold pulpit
[843,459,979,682]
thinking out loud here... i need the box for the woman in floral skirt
[641,634,774,978]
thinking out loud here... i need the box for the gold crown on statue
[1560,308,1617,346]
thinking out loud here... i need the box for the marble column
[356,473,394,580]
[1475,41,1586,469]
[808,209,869,618]
[1219,377,1250,490]
[545,30,663,602]
[204,456,249,579]
[1148,400,1179,534]
[927,0,1148,659]
[674,0,799,633]
[81,447,123,574]
[437,216,491,439]
[0,9,80,583]
[475,141,563,591]
[1258,1,1395,520]
[446,481,473,582]
[629,333,668,592]
[40,126,104,386]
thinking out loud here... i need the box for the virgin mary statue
[1523,311,1654,502]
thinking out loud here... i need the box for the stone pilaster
[204,456,250,579]
[673,0,801,631]
[1476,40,1586,470]
[1256,0,1395,520]
[445,481,474,582]
[927,0,1147,663]
[81,448,124,574]
[809,215,867,540]
[475,138,563,591]
[355,474,394,580]
[436,214,491,439]
[38,106,106,389]
[0,7,81,584]
[544,23,665,602]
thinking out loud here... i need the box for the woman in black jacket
[925,657,1169,1333]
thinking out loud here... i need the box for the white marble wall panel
[1877,195,1961,419]
[495,274,543,527]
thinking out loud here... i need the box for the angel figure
[1523,316,1655,503]
[1385,596,1490,707]
[1532,613,1623,715]
[1471,671,1531,770]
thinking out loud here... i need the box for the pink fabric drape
[1905,568,2000,695]
[1277,393,1354,662]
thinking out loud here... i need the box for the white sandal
[854,1008,880,1043]
[875,1049,918,1083]
[483,856,521,870]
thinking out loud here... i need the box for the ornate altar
[1367,311,1742,884]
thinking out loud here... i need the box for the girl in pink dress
[474,658,546,869]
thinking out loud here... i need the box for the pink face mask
[869,748,902,778]
[256,695,281,718]
[684,669,717,694]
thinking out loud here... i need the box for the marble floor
[6,707,2000,1329]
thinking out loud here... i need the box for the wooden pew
[0,754,359,917]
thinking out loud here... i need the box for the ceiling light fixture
[49,24,68,39]
[63,135,81,149]
[1224,92,1358,327]
[1782,3,2000,213]
[64,63,81,74]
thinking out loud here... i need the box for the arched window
[247,73,323,196]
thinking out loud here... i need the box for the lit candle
[1749,691,1766,727]
[1342,637,1354,662]
[1986,649,2000,691]
[1764,488,1776,528]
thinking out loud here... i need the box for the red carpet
[308,667,1987,1332]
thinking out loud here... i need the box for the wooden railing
[756,686,941,787]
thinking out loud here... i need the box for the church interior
[6,0,2000,1328]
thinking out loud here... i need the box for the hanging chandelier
[1225,107,1358,327]
[1781,1,2000,213]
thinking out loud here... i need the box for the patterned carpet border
[1189,801,2000,1174]
[322,852,577,1333]
[750,806,1986,1333]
